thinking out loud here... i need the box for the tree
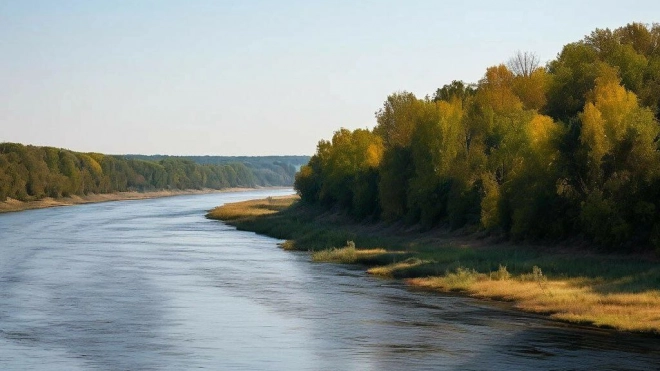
[321,128,383,214]
[289,21,660,249]
[378,146,413,221]
[512,66,550,111]
[505,113,565,239]
[373,91,423,148]
[433,80,476,103]
[408,99,464,226]
[294,128,383,217]
[477,64,523,114]
[507,51,540,78]
[546,42,601,122]
[294,164,319,202]
[578,71,660,247]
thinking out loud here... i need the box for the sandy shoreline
[0,188,264,214]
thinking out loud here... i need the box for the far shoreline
[0,187,289,214]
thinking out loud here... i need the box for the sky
[1,1,659,156]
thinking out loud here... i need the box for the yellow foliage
[580,72,650,167]
[528,114,556,149]
[478,64,523,114]
[436,99,465,172]
[580,102,609,164]
[374,91,423,147]
[365,142,384,168]
[593,77,638,138]
[512,68,549,111]
[331,128,383,170]
[79,154,103,176]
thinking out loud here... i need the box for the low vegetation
[207,195,660,334]
[207,196,292,221]
[311,242,388,264]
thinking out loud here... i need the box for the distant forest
[125,154,308,187]
[295,22,660,251]
[0,142,308,202]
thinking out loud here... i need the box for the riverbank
[207,196,660,334]
[0,188,259,214]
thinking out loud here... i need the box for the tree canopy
[295,22,660,252]
[0,144,307,202]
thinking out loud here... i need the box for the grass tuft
[489,264,511,281]
[312,242,388,264]
[206,196,293,221]
[367,258,429,277]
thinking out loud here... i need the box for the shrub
[490,265,511,280]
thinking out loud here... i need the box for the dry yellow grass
[312,244,388,263]
[278,240,298,251]
[206,195,296,221]
[409,274,660,332]
[367,258,429,277]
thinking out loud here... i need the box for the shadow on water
[245,256,660,371]
[456,325,660,371]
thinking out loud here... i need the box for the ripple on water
[1,189,659,371]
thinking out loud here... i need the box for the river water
[0,189,658,370]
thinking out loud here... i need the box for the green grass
[207,196,660,333]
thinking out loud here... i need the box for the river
[0,189,658,370]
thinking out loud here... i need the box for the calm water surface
[1,189,659,370]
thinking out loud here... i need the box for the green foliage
[432,80,476,103]
[295,128,383,218]
[408,99,464,227]
[546,42,601,122]
[0,143,283,201]
[294,22,660,252]
[378,147,413,221]
[124,154,308,187]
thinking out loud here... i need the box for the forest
[125,154,308,187]
[0,143,306,202]
[294,22,660,251]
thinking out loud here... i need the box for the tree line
[295,22,660,251]
[0,143,298,202]
[124,155,308,187]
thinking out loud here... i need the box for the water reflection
[0,189,658,370]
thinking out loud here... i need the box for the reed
[311,242,388,264]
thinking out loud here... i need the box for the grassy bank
[206,196,660,334]
[0,188,256,214]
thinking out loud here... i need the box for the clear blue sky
[1,1,658,155]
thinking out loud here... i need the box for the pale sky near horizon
[1,1,659,156]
